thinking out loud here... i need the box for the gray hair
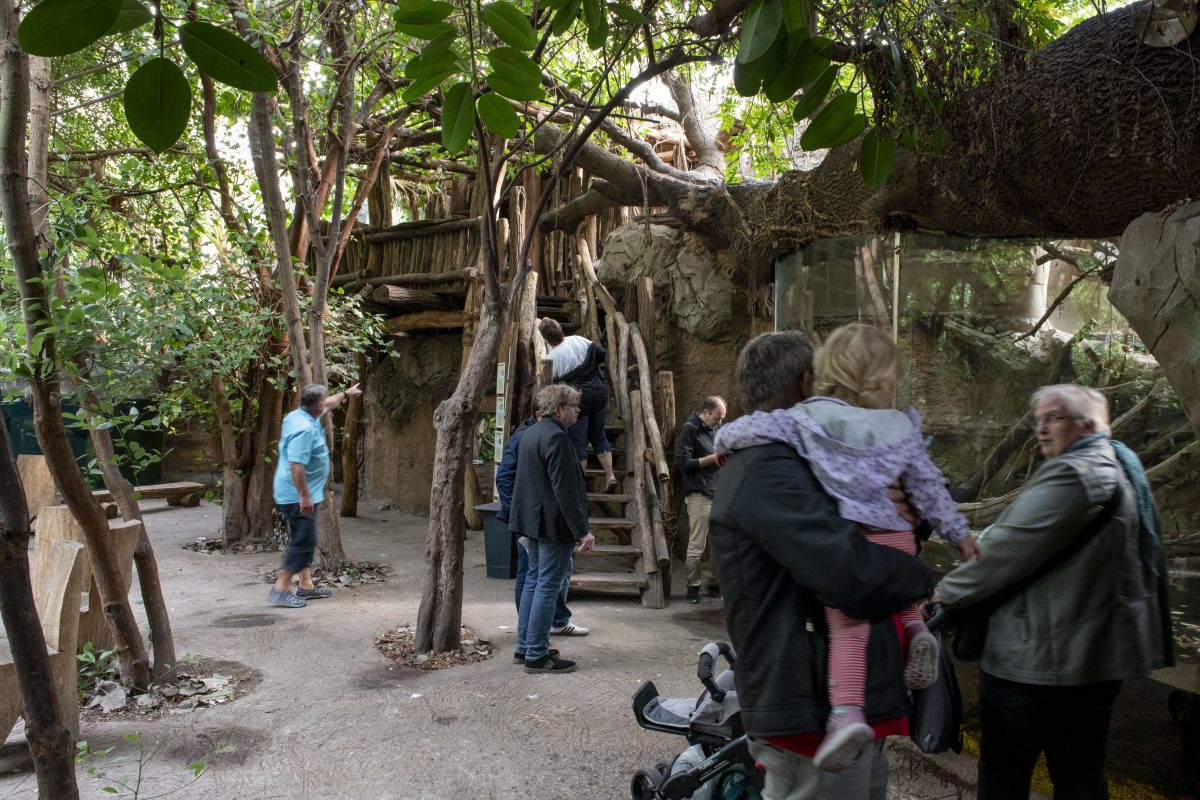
[300,383,328,412]
[736,331,815,412]
[536,383,580,417]
[1031,384,1110,435]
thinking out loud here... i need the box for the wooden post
[617,320,631,422]
[631,391,665,609]
[637,276,656,375]
[630,324,671,483]
[655,370,676,442]
[340,351,368,517]
[643,460,672,568]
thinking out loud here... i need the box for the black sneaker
[524,654,579,673]
[687,586,700,604]
[704,585,722,599]
[512,648,558,664]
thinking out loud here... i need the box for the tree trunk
[0,4,150,692]
[0,417,79,798]
[416,291,506,652]
[541,5,1200,263]
[86,420,176,679]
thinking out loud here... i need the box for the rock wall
[360,334,462,515]
[1110,201,1200,441]
[599,224,737,341]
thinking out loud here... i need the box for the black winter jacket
[709,443,931,737]
[507,417,589,544]
[674,411,719,498]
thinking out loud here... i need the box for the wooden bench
[91,481,205,508]
[35,507,142,654]
[1,539,88,742]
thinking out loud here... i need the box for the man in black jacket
[674,395,727,603]
[509,384,595,674]
[710,331,930,799]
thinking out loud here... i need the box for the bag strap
[969,482,1124,618]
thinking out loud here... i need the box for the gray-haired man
[269,382,361,608]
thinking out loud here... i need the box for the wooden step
[587,516,635,529]
[586,492,632,502]
[569,572,647,592]
[575,544,640,557]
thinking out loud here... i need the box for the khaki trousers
[684,493,715,588]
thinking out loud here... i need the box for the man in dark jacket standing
[496,411,585,641]
[710,331,930,799]
[674,396,727,603]
[510,384,595,674]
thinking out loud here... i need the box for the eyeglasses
[1034,413,1079,427]
[564,403,580,408]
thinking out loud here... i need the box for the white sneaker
[549,622,589,636]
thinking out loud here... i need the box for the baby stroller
[629,642,764,800]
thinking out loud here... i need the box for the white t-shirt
[546,335,591,378]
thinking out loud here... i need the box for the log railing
[577,237,674,608]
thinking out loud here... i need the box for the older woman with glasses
[935,384,1174,800]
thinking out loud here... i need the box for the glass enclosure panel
[774,235,1187,532]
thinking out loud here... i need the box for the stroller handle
[925,602,949,633]
[697,642,736,703]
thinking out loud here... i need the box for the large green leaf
[18,0,120,57]
[406,47,462,80]
[106,0,151,34]
[824,113,866,150]
[402,69,455,102]
[477,92,520,138]
[551,0,581,34]
[792,64,839,121]
[179,22,276,93]
[582,0,608,49]
[481,2,537,50]
[486,71,544,101]
[123,58,192,154]
[763,32,819,103]
[858,128,896,189]
[609,2,646,26]
[487,46,542,87]
[799,91,859,151]
[441,81,475,154]
[736,0,782,64]
[732,31,786,97]
[393,0,455,39]
[782,0,809,32]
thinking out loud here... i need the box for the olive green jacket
[937,437,1174,685]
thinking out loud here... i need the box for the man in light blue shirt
[269,382,360,608]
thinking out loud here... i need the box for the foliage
[76,731,222,799]
[77,641,118,702]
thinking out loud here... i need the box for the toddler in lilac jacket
[716,324,979,773]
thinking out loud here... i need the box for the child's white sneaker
[904,621,940,689]
[814,706,873,773]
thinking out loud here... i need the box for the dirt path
[2,499,1176,799]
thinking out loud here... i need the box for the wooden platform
[575,544,640,557]
[568,572,647,592]
[91,481,204,507]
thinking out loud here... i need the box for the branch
[688,0,752,37]
[663,70,725,177]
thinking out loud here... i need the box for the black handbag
[910,617,963,754]
[948,488,1122,663]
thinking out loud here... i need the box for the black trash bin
[475,501,517,579]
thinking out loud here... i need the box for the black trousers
[977,671,1122,800]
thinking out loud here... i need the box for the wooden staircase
[559,249,674,608]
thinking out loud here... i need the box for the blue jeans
[514,539,571,629]
[516,539,575,660]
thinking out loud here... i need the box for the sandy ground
[0,499,1190,799]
